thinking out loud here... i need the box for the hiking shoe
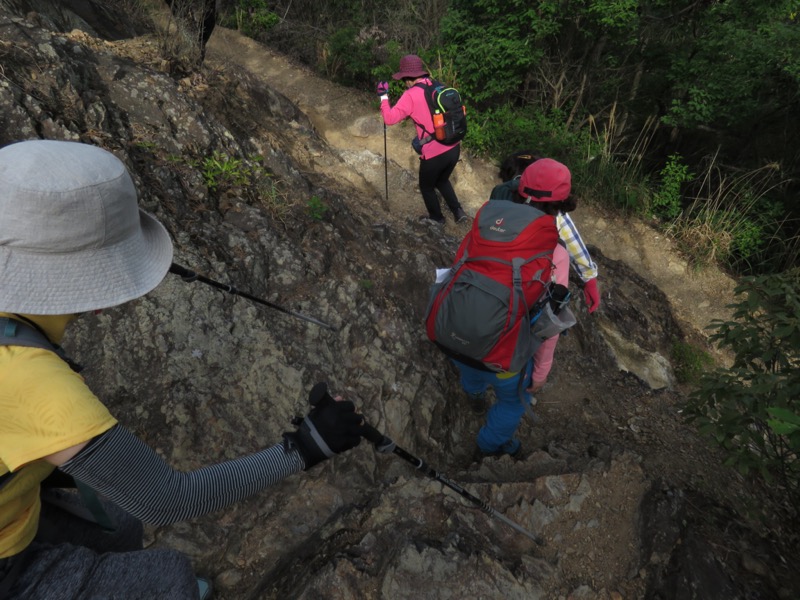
[467,391,487,415]
[419,215,445,226]
[454,207,470,223]
[480,438,522,459]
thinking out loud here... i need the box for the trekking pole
[169,263,337,331]
[383,123,389,204]
[361,424,544,545]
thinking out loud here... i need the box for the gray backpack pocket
[432,270,510,359]
[532,303,577,340]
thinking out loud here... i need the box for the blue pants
[453,359,533,453]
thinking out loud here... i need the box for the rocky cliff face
[1,3,795,599]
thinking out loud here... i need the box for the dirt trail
[206,26,737,345]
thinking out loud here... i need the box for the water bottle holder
[433,112,446,141]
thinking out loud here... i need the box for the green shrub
[667,164,785,273]
[651,154,693,220]
[726,195,786,274]
[307,195,328,220]
[324,27,375,86]
[671,340,714,384]
[684,269,800,518]
[225,0,279,38]
[202,151,252,190]
[582,154,650,212]
[465,104,588,163]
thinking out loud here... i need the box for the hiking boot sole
[479,440,522,459]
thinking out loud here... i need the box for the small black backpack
[415,81,468,146]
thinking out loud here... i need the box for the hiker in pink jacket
[377,55,469,226]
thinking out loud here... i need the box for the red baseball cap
[518,158,571,202]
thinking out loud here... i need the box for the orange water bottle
[433,112,445,141]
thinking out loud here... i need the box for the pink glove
[376,81,389,96]
[583,278,600,313]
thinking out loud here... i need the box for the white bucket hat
[0,140,174,314]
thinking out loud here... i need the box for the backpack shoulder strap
[1,316,59,351]
[411,81,437,139]
[414,80,443,108]
[0,316,83,372]
[0,317,110,529]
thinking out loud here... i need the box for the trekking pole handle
[169,262,199,282]
[361,423,396,454]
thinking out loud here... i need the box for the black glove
[283,382,365,470]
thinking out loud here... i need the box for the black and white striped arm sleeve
[59,425,305,525]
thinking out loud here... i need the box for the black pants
[419,145,462,221]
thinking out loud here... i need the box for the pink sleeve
[380,90,415,126]
[380,85,433,134]
[532,243,570,383]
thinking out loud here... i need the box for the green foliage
[200,152,283,213]
[370,40,403,84]
[662,87,713,129]
[651,154,693,220]
[203,152,252,190]
[439,0,560,105]
[671,339,714,384]
[239,0,799,274]
[667,162,786,273]
[684,269,800,517]
[660,1,800,129]
[307,195,328,220]
[726,196,788,274]
[226,0,279,38]
[768,407,800,436]
[324,27,375,86]
[575,108,659,214]
[586,0,641,32]
[583,156,650,212]
[134,140,157,151]
[465,104,589,163]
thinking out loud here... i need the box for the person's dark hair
[525,197,578,215]
[511,181,578,213]
[557,195,578,213]
[498,150,542,181]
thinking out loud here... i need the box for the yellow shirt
[0,313,117,558]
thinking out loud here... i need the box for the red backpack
[424,200,559,372]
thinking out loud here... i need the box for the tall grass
[667,151,789,272]
[576,107,797,274]
[580,103,659,212]
[132,0,208,70]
